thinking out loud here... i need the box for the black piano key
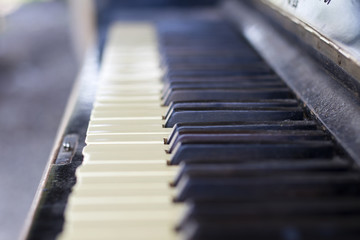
[167,130,328,153]
[159,32,245,39]
[164,75,280,83]
[159,37,248,45]
[160,38,241,44]
[174,172,360,202]
[162,55,263,65]
[176,163,351,179]
[159,33,239,40]
[160,41,247,48]
[162,78,283,94]
[158,22,236,31]
[164,108,304,127]
[166,69,273,78]
[167,128,321,147]
[159,33,243,40]
[166,121,318,143]
[164,62,271,71]
[162,81,285,97]
[179,199,360,229]
[180,217,360,240]
[169,156,339,166]
[162,83,287,100]
[162,48,258,57]
[162,88,294,106]
[159,32,241,38]
[168,141,334,165]
[163,100,299,119]
[172,159,350,186]
[159,32,243,39]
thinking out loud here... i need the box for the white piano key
[93,104,166,112]
[91,111,164,119]
[83,160,166,164]
[87,125,168,134]
[99,81,163,87]
[69,201,180,212]
[78,163,176,172]
[94,96,161,103]
[77,175,175,184]
[97,88,161,94]
[101,72,162,80]
[60,222,177,240]
[86,134,169,143]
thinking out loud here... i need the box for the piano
[23,0,360,239]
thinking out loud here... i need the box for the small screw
[63,142,71,151]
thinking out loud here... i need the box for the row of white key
[59,23,181,240]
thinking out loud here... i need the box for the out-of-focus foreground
[0,1,78,239]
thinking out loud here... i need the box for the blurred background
[0,0,79,239]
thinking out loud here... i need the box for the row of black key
[157,20,360,240]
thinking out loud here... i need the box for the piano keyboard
[59,20,360,240]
